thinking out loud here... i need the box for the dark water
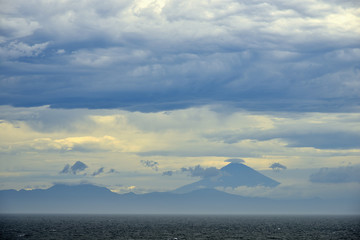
[0,215,359,240]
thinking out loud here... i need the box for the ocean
[0,215,359,239]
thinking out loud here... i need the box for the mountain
[0,183,356,214]
[174,163,280,193]
[0,184,120,214]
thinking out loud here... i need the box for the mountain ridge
[0,183,356,214]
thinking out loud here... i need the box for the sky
[0,0,360,201]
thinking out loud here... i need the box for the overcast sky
[0,0,359,201]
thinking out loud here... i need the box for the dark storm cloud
[0,0,359,112]
[140,160,159,171]
[70,161,88,174]
[224,159,245,164]
[269,163,287,171]
[59,164,71,174]
[181,165,220,178]
[162,171,173,176]
[309,165,360,183]
[108,168,119,174]
[92,167,104,176]
[161,165,220,178]
[60,161,88,175]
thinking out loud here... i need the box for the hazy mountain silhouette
[0,183,356,214]
[0,164,355,215]
[174,163,280,193]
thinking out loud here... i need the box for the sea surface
[0,214,359,240]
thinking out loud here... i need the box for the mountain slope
[174,163,280,193]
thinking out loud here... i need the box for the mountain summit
[174,163,280,193]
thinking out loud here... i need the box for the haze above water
[1,215,359,240]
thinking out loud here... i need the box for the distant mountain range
[0,163,358,214]
[0,183,356,214]
[174,163,279,193]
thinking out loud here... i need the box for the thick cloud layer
[1,0,359,112]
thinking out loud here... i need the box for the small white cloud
[56,49,65,54]
[0,41,49,59]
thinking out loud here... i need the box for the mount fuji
[174,163,280,193]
